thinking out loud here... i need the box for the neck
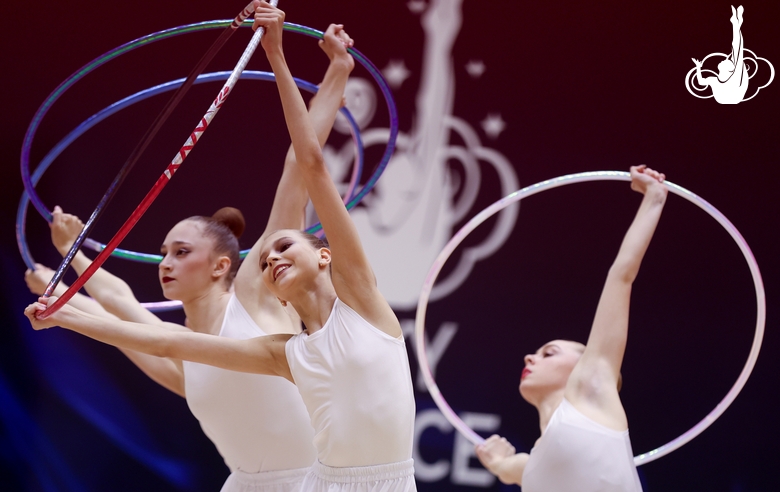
[532,388,565,435]
[286,275,337,334]
[180,283,231,335]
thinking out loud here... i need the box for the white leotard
[183,294,317,474]
[522,398,642,492]
[285,298,415,468]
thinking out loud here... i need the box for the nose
[159,253,172,271]
[266,252,280,269]
[523,354,535,366]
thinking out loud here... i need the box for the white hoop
[414,170,765,465]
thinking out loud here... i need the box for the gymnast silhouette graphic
[691,6,747,104]
[687,5,774,104]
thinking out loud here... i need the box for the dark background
[1,0,777,491]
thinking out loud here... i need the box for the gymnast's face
[259,230,330,300]
[519,340,584,402]
[158,220,225,301]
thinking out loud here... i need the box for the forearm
[67,250,137,308]
[58,309,173,358]
[261,57,352,236]
[62,288,117,319]
[55,307,287,377]
[610,187,666,283]
[267,50,325,176]
[310,58,351,146]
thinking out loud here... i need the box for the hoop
[414,171,765,466]
[20,20,397,313]
[20,20,396,232]
[17,70,365,267]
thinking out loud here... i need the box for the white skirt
[220,467,310,492]
[301,460,416,492]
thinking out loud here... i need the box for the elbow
[300,151,326,171]
[608,261,638,285]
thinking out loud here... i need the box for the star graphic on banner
[481,113,506,139]
[407,0,426,14]
[465,60,486,78]
[382,60,412,90]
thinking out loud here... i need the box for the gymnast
[692,5,747,104]
[24,17,355,492]
[27,2,416,491]
[473,165,667,491]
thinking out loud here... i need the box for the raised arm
[692,58,712,87]
[49,206,163,326]
[567,166,667,408]
[25,297,293,382]
[235,23,354,315]
[25,265,187,397]
[255,1,400,336]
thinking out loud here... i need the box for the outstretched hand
[51,205,84,256]
[475,434,516,472]
[630,165,667,196]
[691,58,703,68]
[252,1,285,55]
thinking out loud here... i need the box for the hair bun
[212,207,245,239]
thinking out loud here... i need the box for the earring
[280,299,288,307]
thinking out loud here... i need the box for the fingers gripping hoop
[414,171,765,465]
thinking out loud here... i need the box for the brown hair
[299,231,329,250]
[187,207,245,282]
[295,230,331,274]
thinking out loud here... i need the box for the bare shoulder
[337,282,402,339]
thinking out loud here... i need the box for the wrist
[265,47,285,63]
[329,55,354,72]
[646,182,668,199]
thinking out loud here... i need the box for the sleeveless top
[182,294,317,473]
[285,298,415,468]
[522,398,642,492]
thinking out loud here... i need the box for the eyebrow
[259,236,292,263]
[160,240,193,250]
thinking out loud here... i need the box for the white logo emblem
[686,5,774,104]
[320,0,519,311]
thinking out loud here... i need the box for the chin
[518,381,533,399]
[160,285,182,301]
